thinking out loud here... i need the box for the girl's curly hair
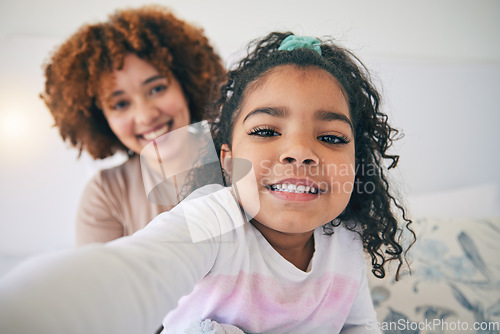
[41,5,225,159]
[200,32,415,280]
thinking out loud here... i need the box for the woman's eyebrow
[243,107,286,123]
[142,75,165,85]
[110,90,125,98]
[316,110,354,132]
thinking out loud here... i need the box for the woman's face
[99,54,191,156]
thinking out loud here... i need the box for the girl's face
[222,65,355,236]
[99,54,191,156]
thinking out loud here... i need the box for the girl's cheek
[327,161,356,195]
[231,158,261,219]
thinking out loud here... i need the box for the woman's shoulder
[99,155,139,177]
[89,155,139,183]
[84,155,141,195]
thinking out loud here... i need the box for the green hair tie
[278,35,322,55]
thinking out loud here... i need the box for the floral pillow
[368,217,500,334]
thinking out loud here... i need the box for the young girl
[0,32,413,333]
[42,5,225,245]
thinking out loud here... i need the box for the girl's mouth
[267,183,319,194]
[141,120,173,141]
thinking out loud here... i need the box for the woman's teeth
[269,183,319,194]
[142,124,170,140]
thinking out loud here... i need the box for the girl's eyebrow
[243,107,354,131]
[110,75,165,97]
[243,107,285,123]
[316,110,354,132]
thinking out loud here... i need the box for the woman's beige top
[76,155,172,245]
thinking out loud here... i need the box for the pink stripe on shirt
[173,271,359,332]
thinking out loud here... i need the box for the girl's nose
[279,137,319,166]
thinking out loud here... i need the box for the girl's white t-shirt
[0,185,379,334]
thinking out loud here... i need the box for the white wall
[1,0,499,266]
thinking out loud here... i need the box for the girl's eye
[248,127,280,137]
[318,134,350,145]
[149,84,167,95]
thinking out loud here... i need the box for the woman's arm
[76,171,126,245]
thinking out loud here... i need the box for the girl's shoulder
[163,185,246,243]
[315,221,364,257]
[316,220,362,240]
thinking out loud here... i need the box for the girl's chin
[250,216,323,235]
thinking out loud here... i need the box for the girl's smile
[265,177,323,201]
[222,65,356,238]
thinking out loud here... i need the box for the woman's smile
[139,119,173,141]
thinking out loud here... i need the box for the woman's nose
[135,100,160,124]
[279,137,319,166]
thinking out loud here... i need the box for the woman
[42,5,226,245]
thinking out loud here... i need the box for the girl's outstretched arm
[0,184,239,334]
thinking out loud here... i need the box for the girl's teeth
[270,183,319,194]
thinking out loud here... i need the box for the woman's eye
[150,85,167,95]
[111,100,129,111]
[318,135,350,145]
[248,127,279,137]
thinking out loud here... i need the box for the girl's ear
[220,144,232,173]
